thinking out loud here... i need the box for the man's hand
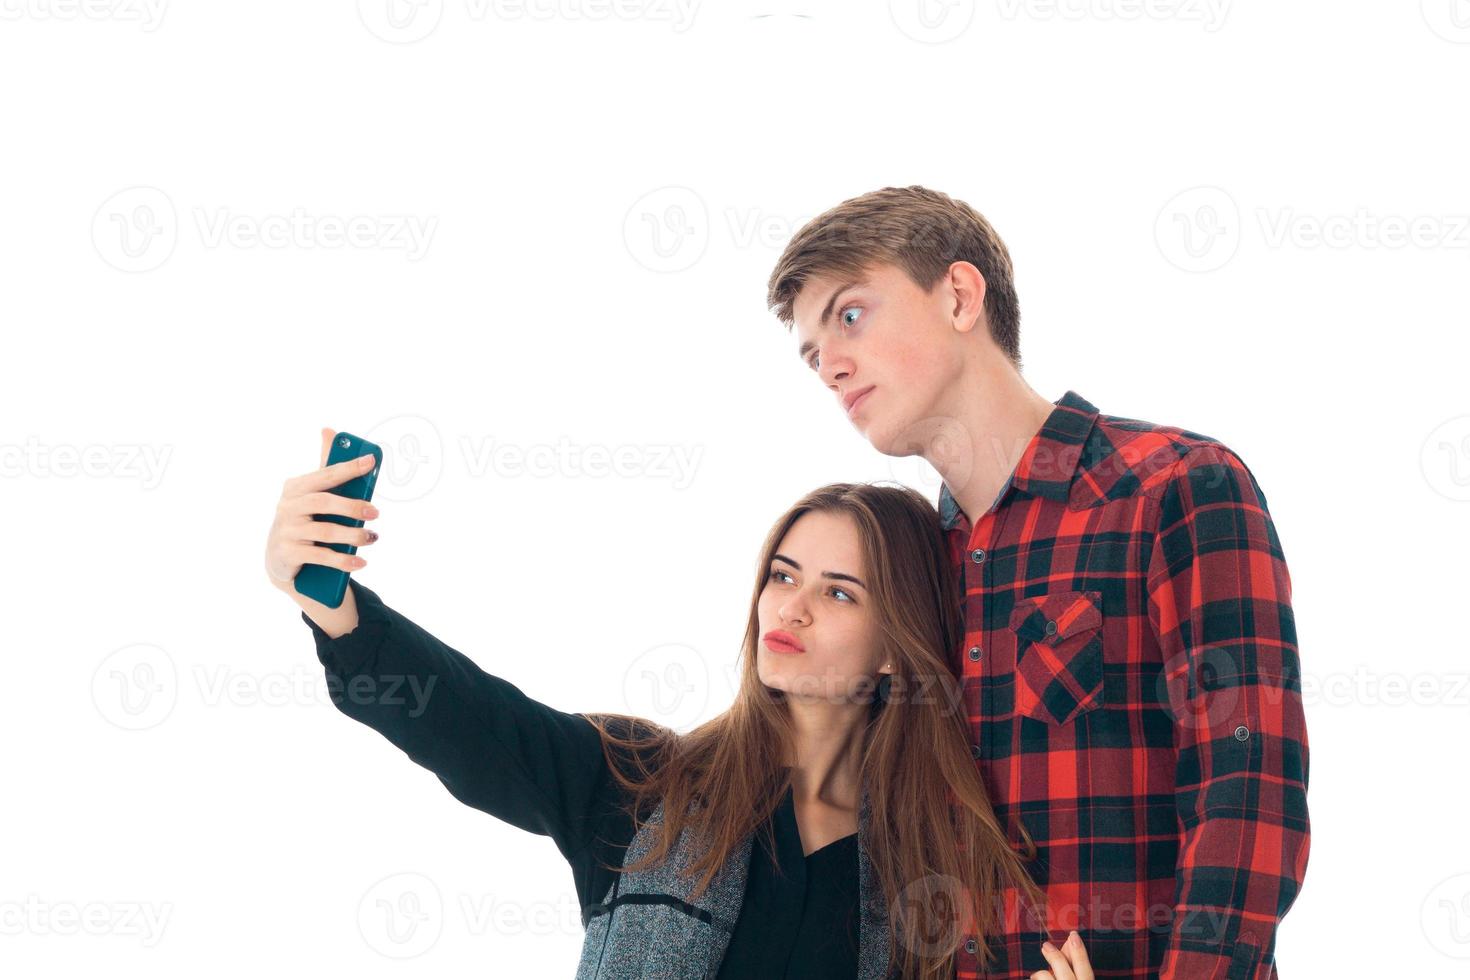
[1031,930,1093,980]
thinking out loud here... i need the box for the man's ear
[945,260,988,335]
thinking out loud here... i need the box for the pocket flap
[1008,591,1102,643]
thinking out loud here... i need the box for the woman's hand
[1031,930,1093,980]
[264,427,381,593]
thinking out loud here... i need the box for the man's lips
[763,631,805,653]
[844,385,876,417]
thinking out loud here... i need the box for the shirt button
[965,938,978,955]
[1234,725,1251,740]
[1045,620,1058,637]
[970,744,981,758]
[968,646,982,661]
[970,548,986,564]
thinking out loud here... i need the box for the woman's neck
[783,697,868,808]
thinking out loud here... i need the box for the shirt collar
[937,389,1101,531]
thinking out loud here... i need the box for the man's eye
[840,306,862,328]
[807,353,820,371]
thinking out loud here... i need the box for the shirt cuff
[300,578,393,675]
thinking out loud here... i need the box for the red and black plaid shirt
[940,390,1310,980]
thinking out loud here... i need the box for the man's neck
[929,362,1056,528]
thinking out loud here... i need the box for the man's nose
[821,357,851,388]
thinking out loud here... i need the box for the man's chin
[858,415,906,457]
[864,406,961,461]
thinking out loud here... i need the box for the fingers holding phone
[264,428,382,600]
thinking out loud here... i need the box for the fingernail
[1041,942,1057,954]
[366,530,378,543]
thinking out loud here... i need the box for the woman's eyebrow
[771,553,867,589]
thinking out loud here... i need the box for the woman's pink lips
[763,634,805,654]
[845,386,875,417]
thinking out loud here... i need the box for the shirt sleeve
[301,578,622,868]
[1145,445,1311,980]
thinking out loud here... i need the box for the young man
[766,186,1310,980]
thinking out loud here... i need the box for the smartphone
[294,431,384,609]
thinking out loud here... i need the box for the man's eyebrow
[771,553,867,589]
[796,279,866,363]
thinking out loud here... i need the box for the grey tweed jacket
[575,788,895,980]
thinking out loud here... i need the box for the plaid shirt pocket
[1008,590,1105,726]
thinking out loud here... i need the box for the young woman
[265,431,1095,979]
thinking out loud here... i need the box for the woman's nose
[780,600,811,626]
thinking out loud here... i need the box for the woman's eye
[767,569,852,602]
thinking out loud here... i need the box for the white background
[4,1,1468,976]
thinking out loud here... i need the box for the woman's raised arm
[301,577,614,862]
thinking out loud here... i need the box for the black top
[303,579,860,978]
[717,783,860,979]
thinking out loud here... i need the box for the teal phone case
[294,431,383,609]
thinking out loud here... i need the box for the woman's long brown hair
[581,482,1044,979]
